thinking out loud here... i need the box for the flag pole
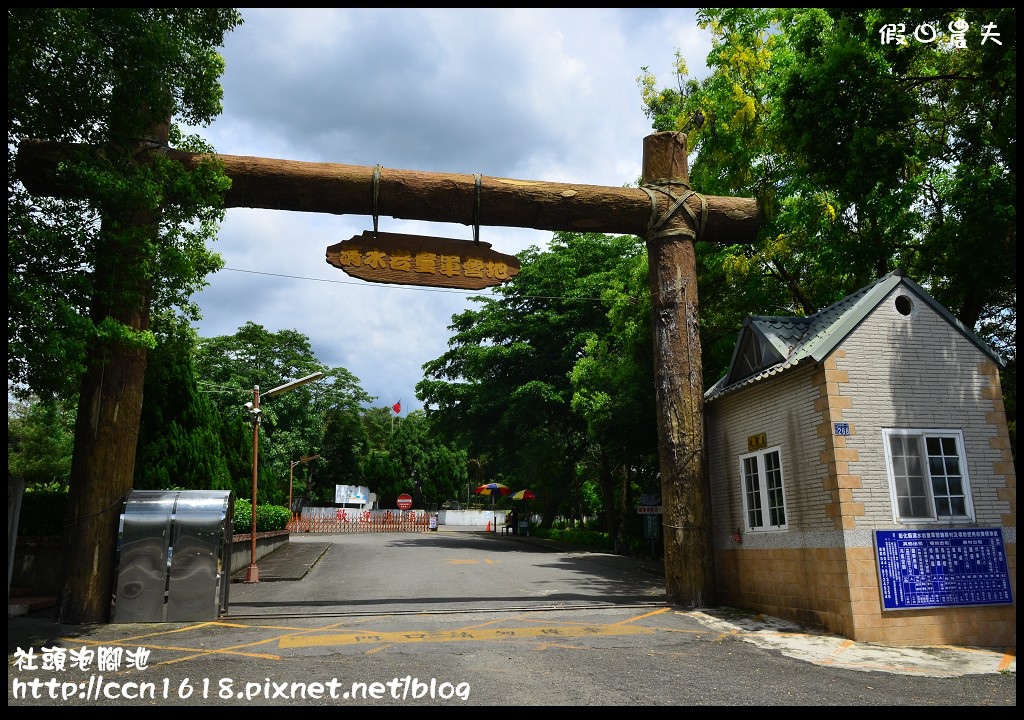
[391,399,401,433]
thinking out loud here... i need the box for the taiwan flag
[392,400,401,414]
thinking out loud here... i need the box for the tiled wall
[715,544,1017,647]
[836,288,1014,529]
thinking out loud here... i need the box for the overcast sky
[190,8,712,413]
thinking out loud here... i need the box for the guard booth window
[883,429,974,523]
[739,447,788,532]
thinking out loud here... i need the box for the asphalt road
[7,530,1017,706]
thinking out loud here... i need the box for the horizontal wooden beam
[16,138,759,244]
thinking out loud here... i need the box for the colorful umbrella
[475,482,511,497]
[476,483,510,533]
[509,489,535,537]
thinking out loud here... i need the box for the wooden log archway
[17,131,758,615]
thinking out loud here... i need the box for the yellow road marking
[611,607,669,626]
[280,623,653,648]
[833,639,855,656]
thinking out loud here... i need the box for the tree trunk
[56,127,164,624]
[643,132,717,608]
[597,449,620,545]
[59,222,154,623]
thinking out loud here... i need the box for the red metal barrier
[288,508,430,533]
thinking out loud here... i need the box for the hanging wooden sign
[325,231,520,290]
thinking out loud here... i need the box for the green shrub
[620,535,647,556]
[234,498,252,532]
[16,489,290,538]
[531,526,613,552]
[257,503,289,531]
[233,498,289,534]
[16,489,68,536]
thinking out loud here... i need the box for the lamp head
[243,402,262,424]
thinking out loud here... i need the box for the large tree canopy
[368,411,469,510]
[8,8,244,623]
[418,232,660,532]
[134,320,233,494]
[639,7,1015,373]
[193,321,374,505]
[8,8,243,400]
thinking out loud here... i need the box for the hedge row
[15,491,288,537]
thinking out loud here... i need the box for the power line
[195,381,246,392]
[219,266,604,303]
[221,266,494,296]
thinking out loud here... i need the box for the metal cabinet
[112,490,233,623]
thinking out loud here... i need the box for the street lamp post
[243,372,324,584]
[244,385,261,583]
[289,453,321,525]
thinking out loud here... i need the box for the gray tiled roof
[749,316,811,358]
[705,270,1006,403]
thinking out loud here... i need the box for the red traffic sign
[397,493,413,510]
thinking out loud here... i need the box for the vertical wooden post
[642,131,717,608]
[57,118,168,624]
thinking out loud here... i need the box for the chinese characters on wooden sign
[326,231,521,290]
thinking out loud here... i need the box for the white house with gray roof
[704,269,1015,648]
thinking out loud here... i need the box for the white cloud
[190,8,711,412]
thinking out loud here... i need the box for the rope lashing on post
[371,165,484,245]
[640,180,708,242]
[371,164,383,239]
[473,173,482,245]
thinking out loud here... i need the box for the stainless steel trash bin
[111,490,233,623]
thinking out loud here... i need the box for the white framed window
[739,446,788,531]
[882,429,975,523]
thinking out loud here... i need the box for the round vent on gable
[894,294,914,316]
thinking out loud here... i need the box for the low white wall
[437,509,508,527]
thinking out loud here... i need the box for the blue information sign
[874,528,1013,611]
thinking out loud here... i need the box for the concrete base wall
[12,532,289,599]
[715,544,1017,649]
[229,531,289,575]
[438,509,508,527]
[10,536,62,597]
